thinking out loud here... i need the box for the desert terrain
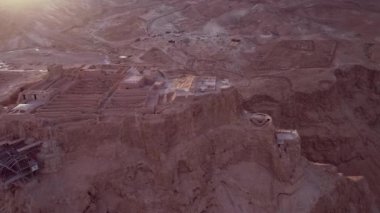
[0,0,380,212]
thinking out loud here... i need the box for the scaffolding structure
[0,138,41,188]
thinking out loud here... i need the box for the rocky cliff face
[241,64,380,211]
[0,85,378,213]
[1,0,380,212]
[276,66,380,205]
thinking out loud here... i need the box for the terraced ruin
[0,0,380,212]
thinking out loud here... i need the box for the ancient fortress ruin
[0,65,300,189]
[0,60,377,212]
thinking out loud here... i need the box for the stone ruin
[273,129,301,182]
[0,64,237,186]
[0,64,304,190]
[0,64,372,212]
[247,112,302,182]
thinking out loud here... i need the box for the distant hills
[0,0,103,51]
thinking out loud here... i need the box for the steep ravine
[243,65,380,206]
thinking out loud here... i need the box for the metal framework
[0,141,39,187]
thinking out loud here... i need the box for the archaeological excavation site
[0,0,380,212]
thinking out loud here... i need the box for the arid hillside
[0,0,380,212]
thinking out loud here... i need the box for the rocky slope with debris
[0,0,380,212]
[0,86,378,213]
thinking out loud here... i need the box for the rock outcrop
[0,80,377,212]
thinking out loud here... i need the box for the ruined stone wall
[272,131,302,182]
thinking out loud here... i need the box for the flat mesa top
[1,67,232,121]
